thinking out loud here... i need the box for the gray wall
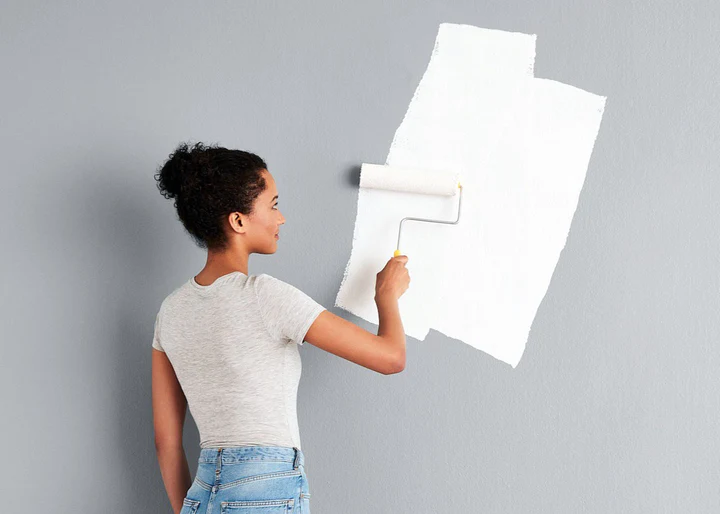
[2,1,718,512]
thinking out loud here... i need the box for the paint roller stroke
[336,23,607,368]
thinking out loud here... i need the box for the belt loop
[292,447,299,469]
[215,447,223,476]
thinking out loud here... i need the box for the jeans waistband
[198,446,304,469]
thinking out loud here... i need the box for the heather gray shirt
[152,271,326,450]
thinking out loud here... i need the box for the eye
[272,203,279,210]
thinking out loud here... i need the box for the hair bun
[156,142,207,199]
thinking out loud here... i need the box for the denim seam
[218,469,302,490]
[196,470,301,491]
[194,477,214,491]
[198,458,295,465]
[221,498,294,508]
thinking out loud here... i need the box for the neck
[198,247,250,279]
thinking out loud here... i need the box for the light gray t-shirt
[152,271,326,450]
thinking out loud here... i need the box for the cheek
[264,213,277,231]
[249,215,273,235]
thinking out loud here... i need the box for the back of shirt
[152,271,326,450]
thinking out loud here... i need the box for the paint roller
[359,163,463,257]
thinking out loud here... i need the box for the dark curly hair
[155,141,268,251]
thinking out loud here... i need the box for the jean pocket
[220,498,294,512]
[180,497,201,514]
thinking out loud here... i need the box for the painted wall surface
[1,1,718,512]
[336,24,607,368]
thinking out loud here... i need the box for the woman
[151,141,410,514]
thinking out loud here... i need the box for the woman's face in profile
[248,169,285,254]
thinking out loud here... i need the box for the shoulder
[252,273,295,295]
[253,272,298,288]
[156,280,193,319]
[252,273,317,304]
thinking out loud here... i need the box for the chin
[258,243,278,255]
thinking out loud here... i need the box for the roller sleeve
[359,163,460,196]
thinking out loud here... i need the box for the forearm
[155,443,192,514]
[374,295,406,362]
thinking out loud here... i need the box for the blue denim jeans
[180,446,311,514]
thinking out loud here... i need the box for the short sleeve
[151,308,165,352]
[253,273,326,345]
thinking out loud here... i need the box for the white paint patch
[335,23,606,368]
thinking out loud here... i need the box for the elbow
[154,437,168,452]
[391,360,406,374]
[383,351,406,375]
[154,433,183,453]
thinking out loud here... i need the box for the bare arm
[152,348,192,514]
[303,256,409,374]
[374,294,406,369]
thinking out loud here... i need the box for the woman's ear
[228,212,246,233]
